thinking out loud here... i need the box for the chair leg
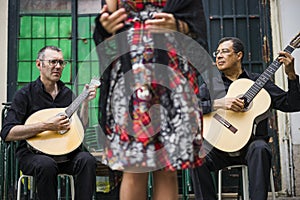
[182,170,187,200]
[218,169,222,200]
[17,175,23,200]
[58,174,75,200]
[185,169,192,199]
[241,166,249,200]
[219,165,275,200]
[69,175,75,200]
[270,169,276,200]
[147,172,153,200]
[18,174,75,200]
[17,175,33,200]
[219,165,250,200]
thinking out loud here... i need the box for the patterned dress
[101,0,204,171]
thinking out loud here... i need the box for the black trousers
[18,149,97,200]
[190,139,272,200]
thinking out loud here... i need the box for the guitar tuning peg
[90,77,101,87]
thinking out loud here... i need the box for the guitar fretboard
[242,45,295,107]
[65,89,89,118]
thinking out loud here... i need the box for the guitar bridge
[213,113,238,134]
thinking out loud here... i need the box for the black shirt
[199,69,300,139]
[1,77,75,156]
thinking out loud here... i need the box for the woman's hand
[145,12,177,32]
[99,5,127,34]
[145,13,189,34]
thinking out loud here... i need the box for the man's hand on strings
[278,51,297,80]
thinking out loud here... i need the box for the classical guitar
[26,78,100,155]
[203,32,300,152]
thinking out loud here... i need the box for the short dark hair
[218,37,245,60]
[37,46,62,60]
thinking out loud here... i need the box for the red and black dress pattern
[103,0,204,171]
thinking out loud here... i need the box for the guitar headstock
[89,77,101,87]
[290,32,300,49]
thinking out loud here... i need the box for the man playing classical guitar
[1,46,97,200]
[191,37,300,200]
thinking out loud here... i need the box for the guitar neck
[242,45,295,106]
[65,89,89,118]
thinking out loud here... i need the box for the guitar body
[203,32,300,152]
[203,78,271,152]
[26,108,84,155]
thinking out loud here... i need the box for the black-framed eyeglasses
[40,59,68,67]
[212,48,233,57]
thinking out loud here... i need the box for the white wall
[279,1,300,195]
[0,0,8,127]
[278,0,300,144]
[271,0,300,196]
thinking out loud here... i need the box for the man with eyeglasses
[190,37,300,200]
[1,46,97,200]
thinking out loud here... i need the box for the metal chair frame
[17,173,75,200]
[218,164,276,200]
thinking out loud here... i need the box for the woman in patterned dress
[93,0,208,199]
